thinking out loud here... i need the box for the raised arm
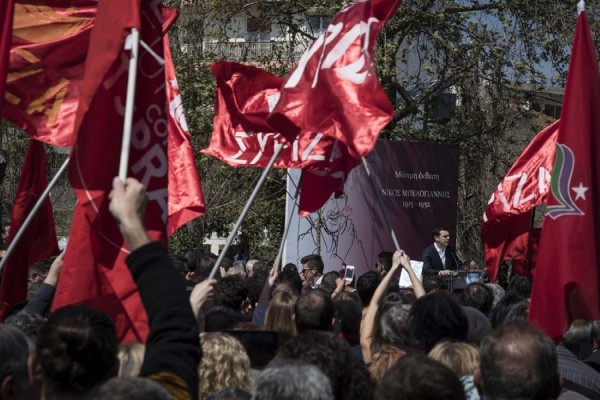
[109,177,201,400]
[360,250,402,363]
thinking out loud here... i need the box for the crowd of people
[1,176,600,400]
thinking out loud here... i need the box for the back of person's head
[428,341,479,377]
[168,253,189,281]
[460,283,494,316]
[228,261,247,278]
[294,289,335,333]
[252,261,270,277]
[508,275,532,298]
[300,255,324,275]
[462,306,492,346]
[485,283,506,307]
[377,251,393,273]
[253,361,333,400]
[372,304,411,354]
[368,344,406,382]
[215,275,249,311]
[276,331,353,400]
[334,300,362,340]
[117,343,145,378]
[422,275,446,293]
[0,324,34,398]
[200,332,253,399]
[356,271,380,306]
[562,319,593,358]
[208,387,252,400]
[265,291,299,345]
[477,321,559,400]
[93,377,169,400]
[274,269,302,296]
[246,268,269,308]
[319,271,339,294]
[37,304,118,396]
[375,354,464,400]
[5,311,47,340]
[488,293,529,329]
[191,253,218,282]
[408,292,469,352]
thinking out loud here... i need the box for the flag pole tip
[578,0,585,15]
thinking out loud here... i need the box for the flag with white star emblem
[529,1,600,341]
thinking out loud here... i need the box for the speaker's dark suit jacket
[421,244,463,276]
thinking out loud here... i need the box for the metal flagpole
[209,144,285,280]
[119,28,140,180]
[361,156,401,251]
[273,171,303,271]
[0,157,69,275]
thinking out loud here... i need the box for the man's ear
[1,375,17,399]
[473,367,484,396]
[27,354,44,394]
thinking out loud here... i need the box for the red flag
[529,8,600,341]
[3,1,95,145]
[204,61,338,169]
[481,120,558,281]
[0,0,15,113]
[268,0,399,159]
[0,140,59,319]
[164,32,205,235]
[54,0,167,343]
[204,61,359,215]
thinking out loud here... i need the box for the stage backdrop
[284,140,460,276]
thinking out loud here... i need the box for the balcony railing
[198,40,305,60]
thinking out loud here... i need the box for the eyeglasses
[300,268,315,276]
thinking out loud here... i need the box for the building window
[247,16,271,41]
[308,16,330,36]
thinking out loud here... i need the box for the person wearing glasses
[299,254,325,293]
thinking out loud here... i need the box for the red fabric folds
[529,10,600,341]
[3,0,96,145]
[204,61,359,215]
[0,140,59,320]
[0,0,15,113]
[54,0,167,343]
[481,120,558,282]
[164,31,205,235]
[268,0,400,159]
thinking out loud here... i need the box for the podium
[441,270,483,292]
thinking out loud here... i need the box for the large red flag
[529,7,600,341]
[268,0,399,159]
[54,0,167,343]
[3,0,95,145]
[481,120,558,281]
[164,31,205,235]
[0,140,59,319]
[0,0,15,113]
[204,61,359,215]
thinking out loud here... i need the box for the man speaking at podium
[421,227,464,277]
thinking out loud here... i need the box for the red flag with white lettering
[164,32,205,235]
[0,140,59,320]
[0,0,15,113]
[204,61,359,215]
[529,8,600,341]
[268,0,399,159]
[54,0,167,343]
[205,61,336,169]
[481,120,558,281]
[3,1,95,145]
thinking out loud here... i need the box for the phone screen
[344,266,355,281]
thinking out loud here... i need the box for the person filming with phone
[421,227,475,277]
